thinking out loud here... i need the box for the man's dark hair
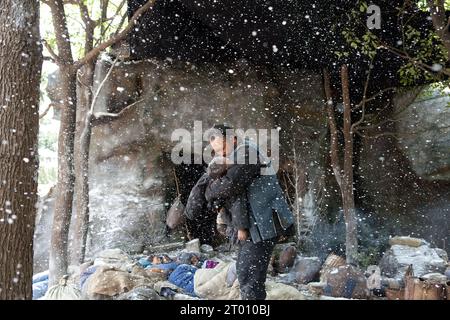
[213,123,233,136]
[207,123,234,141]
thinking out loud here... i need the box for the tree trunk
[49,69,77,286]
[323,69,343,189]
[340,65,358,265]
[47,0,77,286]
[72,63,94,264]
[0,0,42,299]
[72,12,96,264]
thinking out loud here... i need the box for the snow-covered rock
[379,244,447,279]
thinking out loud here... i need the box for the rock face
[356,88,450,252]
[380,242,448,279]
[35,56,329,261]
[395,90,450,181]
[85,57,282,258]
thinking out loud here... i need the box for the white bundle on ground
[42,276,81,300]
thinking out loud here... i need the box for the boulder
[292,257,321,284]
[271,243,297,273]
[379,244,447,279]
[321,265,369,299]
[115,286,162,300]
[320,254,346,282]
[307,282,327,296]
[435,248,449,262]
[421,273,448,283]
[389,236,427,248]
[277,246,297,273]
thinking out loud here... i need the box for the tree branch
[74,0,156,69]
[380,43,450,77]
[78,0,92,26]
[100,0,110,39]
[355,87,397,108]
[352,58,375,131]
[42,40,61,65]
[46,0,75,68]
[39,104,53,119]
[91,100,143,126]
[94,0,126,47]
[113,11,128,38]
[89,58,118,114]
[43,56,56,63]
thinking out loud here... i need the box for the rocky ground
[32,236,450,300]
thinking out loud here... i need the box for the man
[204,124,294,300]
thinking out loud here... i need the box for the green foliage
[38,164,57,186]
[38,130,57,152]
[355,246,383,269]
[338,0,449,87]
[335,1,379,60]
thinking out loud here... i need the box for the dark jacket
[185,170,249,232]
[184,173,211,221]
[205,141,294,243]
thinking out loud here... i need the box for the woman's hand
[237,229,249,241]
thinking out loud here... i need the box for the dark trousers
[236,238,276,300]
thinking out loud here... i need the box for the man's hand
[237,229,249,241]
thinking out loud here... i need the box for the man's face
[210,135,234,157]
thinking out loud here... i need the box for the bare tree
[43,0,157,286]
[282,135,307,244]
[323,66,358,264]
[0,0,42,299]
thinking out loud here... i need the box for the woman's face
[210,136,234,157]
